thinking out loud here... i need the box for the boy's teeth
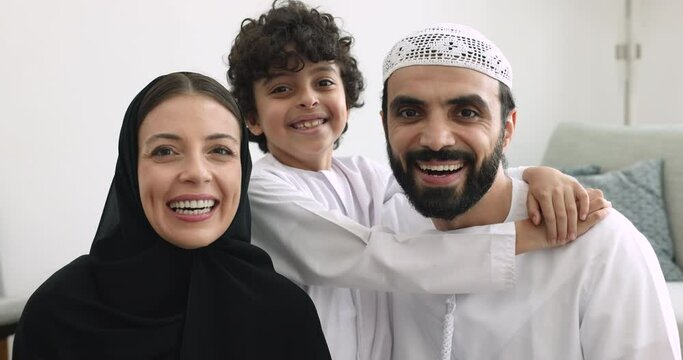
[293,119,324,129]
[419,163,464,172]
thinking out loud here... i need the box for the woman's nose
[179,155,211,184]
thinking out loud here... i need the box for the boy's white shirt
[249,153,520,359]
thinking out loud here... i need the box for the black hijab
[13,72,331,360]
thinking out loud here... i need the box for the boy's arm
[250,171,516,294]
[511,166,596,244]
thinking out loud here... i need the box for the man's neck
[431,167,513,231]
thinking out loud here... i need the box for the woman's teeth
[169,199,216,215]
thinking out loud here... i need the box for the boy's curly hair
[227,0,365,153]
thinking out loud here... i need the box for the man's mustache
[406,149,476,164]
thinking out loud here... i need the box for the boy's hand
[515,192,611,254]
[523,166,590,245]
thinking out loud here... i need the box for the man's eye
[459,109,478,118]
[398,108,420,118]
[318,79,334,87]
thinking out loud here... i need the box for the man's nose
[419,116,456,151]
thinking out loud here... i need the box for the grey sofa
[542,121,683,353]
[0,296,25,358]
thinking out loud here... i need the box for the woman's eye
[211,146,234,156]
[151,146,177,157]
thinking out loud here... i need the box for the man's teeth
[292,119,324,129]
[419,163,464,172]
[169,199,215,215]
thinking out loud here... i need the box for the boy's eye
[270,85,291,94]
[317,79,335,87]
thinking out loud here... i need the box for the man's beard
[387,135,505,221]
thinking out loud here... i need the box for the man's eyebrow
[446,94,490,112]
[389,95,425,111]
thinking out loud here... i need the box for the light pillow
[573,159,683,281]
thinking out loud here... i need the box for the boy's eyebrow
[262,63,339,85]
[309,63,338,74]
[262,72,287,86]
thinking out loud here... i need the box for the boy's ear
[245,113,264,136]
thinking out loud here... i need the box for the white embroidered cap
[382,23,513,88]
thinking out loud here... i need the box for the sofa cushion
[541,122,683,270]
[560,164,601,176]
[573,159,683,281]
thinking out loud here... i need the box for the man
[381,23,681,359]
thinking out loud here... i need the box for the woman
[13,72,331,359]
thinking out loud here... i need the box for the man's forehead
[387,65,500,101]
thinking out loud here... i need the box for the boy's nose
[298,88,319,109]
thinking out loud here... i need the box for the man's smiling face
[383,65,510,220]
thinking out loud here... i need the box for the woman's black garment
[13,74,331,359]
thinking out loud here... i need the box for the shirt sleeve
[249,170,516,294]
[505,166,527,180]
[579,212,681,360]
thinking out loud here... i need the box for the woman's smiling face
[137,94,242,249]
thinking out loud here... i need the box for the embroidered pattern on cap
[382,23,513,87]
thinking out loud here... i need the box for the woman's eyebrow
[143,133,180,146]
[206,133,239,143]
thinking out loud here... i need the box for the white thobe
[388,178,681,360]
[249,154,518,360]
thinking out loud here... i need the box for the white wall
[631,0,683,125]
[0,0,627,298]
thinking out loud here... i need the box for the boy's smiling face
[249,60,348,171]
